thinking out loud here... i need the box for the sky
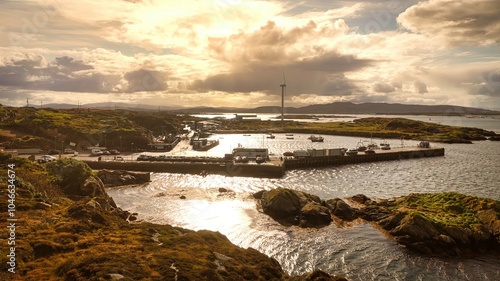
[0,0,499,110]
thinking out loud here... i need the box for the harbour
[84,146,445,178]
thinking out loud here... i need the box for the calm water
[108,117,500,280]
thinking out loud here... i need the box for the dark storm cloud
[123,69,168,92]
[0,54,167,93]
[470,70,500,97]
[372,82,395,93]
[191,51,372,96]
[413,80,428,94]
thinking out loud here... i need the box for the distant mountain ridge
[38,102,500,115]
[177,102,500,115]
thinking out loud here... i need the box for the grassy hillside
[0,153,346,280]
[0,107,196,151]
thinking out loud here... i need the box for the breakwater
[283,147,445,170]
[84,160,285,178]
[84,148,444,178]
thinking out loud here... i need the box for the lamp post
[131,142,134,152]
[119,136,122,151]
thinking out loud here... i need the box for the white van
[91,148,103,156]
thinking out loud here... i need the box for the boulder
[389,213,439,240]
[259,188,323,226]
[325,198,358,221]
[351,194,374,205]
[299,202,332,228]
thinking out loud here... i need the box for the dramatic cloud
[413,80,428,94]
[398,0,500,46]
[0,53,168,93]
[372,82,395,93]
[0,0,499,109]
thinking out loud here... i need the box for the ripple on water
[107,139,500,280]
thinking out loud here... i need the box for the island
[254,188,500,257]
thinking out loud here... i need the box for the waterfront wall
[84,160,285,178]
[283,148,445,170]
[84,148,444,178]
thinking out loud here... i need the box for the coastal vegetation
[0,154,345,280]
[218,117,498,143]
[0,106,195,150]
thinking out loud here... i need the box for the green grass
[390,192,500,227]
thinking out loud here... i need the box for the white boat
[309,135,324,142]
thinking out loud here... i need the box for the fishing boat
[356,140,367,151]
[266,133,276,139]
[309,135,324,142]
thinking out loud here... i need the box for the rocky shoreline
[254,188,500,257]
[0,155,346,280]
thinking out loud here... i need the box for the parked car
[63,148,75,154]
[255,156,265,164]
[91,148,103,156]
[345,149,358,155]
[39,155,57,163]
[136,154,151,161]
[109,149,120,155]
[364,149,376,154]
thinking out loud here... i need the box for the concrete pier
[283,147,444,170]
[84,147,444,178]
[84,160,285,178]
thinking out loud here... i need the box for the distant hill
[38,101,500,115]
[43,102,180,111]
[176,102,500,115]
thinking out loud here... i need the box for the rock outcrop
[97,169,151,187]
[255,188,360,228]
[255,188,500,257]
[354,192,500,257]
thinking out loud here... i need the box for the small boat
[286,137,294,140]
[309,135,324,142]
[285,133,294,136]
[266,134,276,139]
[356,140,367,151]
[243,134,251,136]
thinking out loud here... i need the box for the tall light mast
[280,74,286,125]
